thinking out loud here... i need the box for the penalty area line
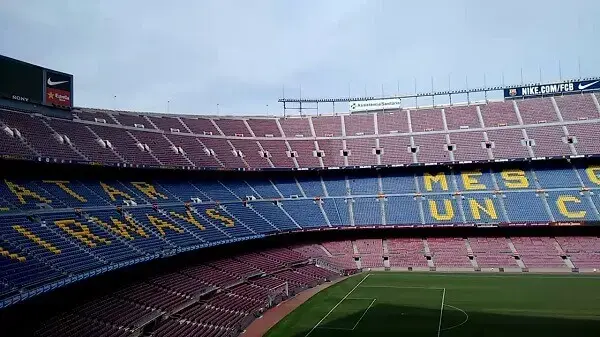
[359,285,445,290]
[305,273,371,337]
[437,288,446,337]
[314,326,353,331]
[351,298,376,330]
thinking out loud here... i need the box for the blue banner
[504,79,600,98]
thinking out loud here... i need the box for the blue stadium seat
[546,191,599,221]
[352,198,381,225]
[503,192,551,222]
[249,202,299,231]
[220,180,257,200]
[87,209,170,254]
[125,208,199,248]
[11,213,106,273]
[419,170,457,193]
[422,195,462,224]
[160,205,230,243]
[245,179,281,199]
[296,175,325,197]
[534,167,581,189]
[462,193,505,223]
[83,181,141,206]
[192,181,239,202]
[37,180,110,208]
[385,196,421,224]
[380,172,417,194]
[272,178,302,197]
[321,176,347,196]
[223,203,278,234]
[281,200,326,229]
[0,241,64,294]
[0,179,65,209]
[321,198,350,226]
[159,181,209,202]
[455,169,496,191]
[348,175,379,195]
[493,168,536,190]
[192,203,255,238]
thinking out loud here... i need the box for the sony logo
[12,95,29,102]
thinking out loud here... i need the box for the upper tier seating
[0,94,598,169]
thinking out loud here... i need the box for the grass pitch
[264,272,600,337]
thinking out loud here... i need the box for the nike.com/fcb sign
[504,79,600,98]
[349,98,401,113]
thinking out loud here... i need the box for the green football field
[265,272,600,337]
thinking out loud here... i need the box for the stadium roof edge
[278,76,600,103]
[72,76,600,118]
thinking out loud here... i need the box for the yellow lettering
[43,180,87,202]
[100,182,133,201]
[423,172,448,192]
[586,166,600,185]
[5,180,51,204]
[468,199,498,220]
[169,210,206,230]
[556,195,586,219]
[147,215,184,236]
[54,220,111,248]
[461,171,486,190]
[206,208,235,227]
[428,199,454,221]
[131,182,168,200]
[12,225,61,254]
[500,169,529,189]
[0,246,26,262]
[90,216,149,240]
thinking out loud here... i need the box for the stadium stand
[2,92,600,336]
[0,94,598,168]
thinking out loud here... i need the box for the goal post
[267,282,290,308]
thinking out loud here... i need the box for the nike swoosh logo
[578,81,599,90]
[47,78,68,86]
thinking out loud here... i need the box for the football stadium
[2,2,600,337]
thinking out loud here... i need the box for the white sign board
[349,98,401,112]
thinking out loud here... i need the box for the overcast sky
[1,0,599,116]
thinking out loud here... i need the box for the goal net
[266,282,290,308]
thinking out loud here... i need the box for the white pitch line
[351,298,377,330]
[305,273,371,337]
[346,297,376,300]
[396,273,600,280]
[314,326,353,331]
[437,288,446,337]
[441,304,469,331]
[360,285,445,290]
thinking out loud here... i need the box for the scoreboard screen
[0,55,44,104]
[0,54,73,108]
